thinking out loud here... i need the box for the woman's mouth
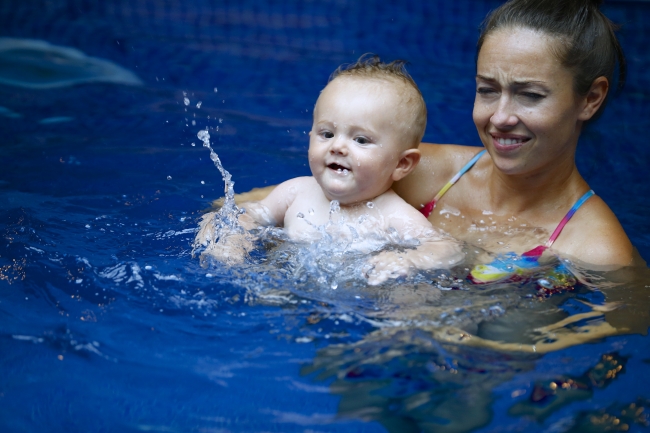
[491,135,530,151]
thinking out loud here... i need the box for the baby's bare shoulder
[377,190,438,232]
[265,176,316,200]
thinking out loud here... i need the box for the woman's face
[473,27,590,177]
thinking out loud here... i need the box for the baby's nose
[329,136,348,154]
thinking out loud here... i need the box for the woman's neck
[485,153,589,219]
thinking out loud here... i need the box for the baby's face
[308,77,411,205]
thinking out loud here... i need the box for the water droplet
[296,212,304,218]
[197,129,210,142]
[191,142,196,147]
[213,87,218,93]
[167,176,172,180]
[196,101,202,108]
[201,181,205,184]
[219,118,223,123]
[308,208,314,215]
[183,97,190,106]
[330,282,338,290]
[366,202,374,209]
[191,120,196,126]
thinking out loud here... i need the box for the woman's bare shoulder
[394,143,484,209]
[558,195,635,268]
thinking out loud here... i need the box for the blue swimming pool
[1,1,649,432]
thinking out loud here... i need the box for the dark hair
[327,54,427,146]
[477,0,626,121]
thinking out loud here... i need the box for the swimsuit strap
[546,189,595,248]
[419,149,487,218]
[522,189,595,258]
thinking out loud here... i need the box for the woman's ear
[579,76,609,121]
[392,149,421,181]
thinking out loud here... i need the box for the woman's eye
[521,92,545,100]
[354,136,370,145]
[476,87,497,95]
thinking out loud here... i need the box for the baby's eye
[354,136,371,145]
[320,130,334,139]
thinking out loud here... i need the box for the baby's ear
[392,149,421,181]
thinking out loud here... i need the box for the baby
[195,56,462,284]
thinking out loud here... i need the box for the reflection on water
[0,38,142,89]
[1,178,649,431]
[194,191,650,431]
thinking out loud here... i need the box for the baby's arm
[365,200,463,285]
[194,178,305,263]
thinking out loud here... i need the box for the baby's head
[309,55,427,205]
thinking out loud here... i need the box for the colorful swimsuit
[420,148,595,287]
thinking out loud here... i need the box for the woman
[394,0,635,269]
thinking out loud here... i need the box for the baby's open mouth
[328,163,349,171]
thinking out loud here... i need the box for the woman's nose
[490,97,519,128]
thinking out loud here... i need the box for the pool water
[1,1,650,432]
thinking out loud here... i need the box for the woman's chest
[428,196,550,254]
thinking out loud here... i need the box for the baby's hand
[364,251,414,286]
[194,212,218,248]
[194,212,254,265]
[200,232,254,265]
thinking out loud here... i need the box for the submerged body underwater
[2,0,650,432]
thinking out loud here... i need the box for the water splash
[193,128,244,256]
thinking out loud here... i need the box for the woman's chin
[490,158,530,177]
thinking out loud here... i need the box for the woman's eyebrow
[476,74,545,86]
[475,74,495,82]
[512,79,546,86]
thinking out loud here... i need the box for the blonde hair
[329,54,427,147]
